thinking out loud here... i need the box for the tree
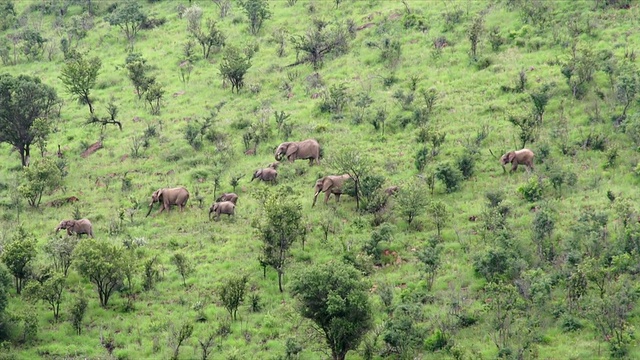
[219,275,248,320]
[105,0,147,51]
[18,157,63,208]
[427,200,449,238]
[467,13,485,58]
[192,18,226,59]
[219,45,251,93]
[0,265,11,318]
[330,150,370,210]
[0,73,59,166]
[73,239,125,307]
[125,53,154,100]
[615,62,639,119]
[396,180,428,226]
[255,192,305,292]
[290,21,350,70]
[44,236,79,277]
[69,290,88,335]
[1,227,36,294]
[59,52,101,115]
[291,261,373,360]
[145,82,164,115]
[171,252,193,288]
[418,238,441,291]
[23,273,65,321]
[239,0,271,35]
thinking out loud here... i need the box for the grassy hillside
[1,0,640,359]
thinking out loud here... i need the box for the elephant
[312,174,352,207]
[216,192,238,205]
[146,186,190,217]
[384,186,399,196]
[267,161,280,169]
[500,149,535,173]
[274,139,321,165]
[55,219,94,238]
[251,167,278,184]
[209,201,236,221]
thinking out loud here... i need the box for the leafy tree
[105,0,147,50]
[330,150,370,210]
[20,28,47,61]
[435,162,463,193]
[18,157,63,208]
[291,261,373,360]
[170,321,194,360]
[219,275,248,320]
[191,18,226,59]
[427,200,449,238]
[73,239,126,307]
[219,45,251,93]
[59,52,101,114]
[532,206,555,263]
[255,192,305,292]
[0,73,59,166]
[144,82,164,115]
[125,53,154,99]
[0,227,36,294]
[483,282,525,353]
[23,273,65,321]
[467,13,484,58]
[239,0,271,35]
[508,112,537,149]
[0,265,11,318]
[615,62,639,119]
[290,21,350,70]
[530,84,551,124]
[44,236,78,277]
[171,252,194,288]
[396,180,428,226]
[418,238,441,291]
[69,290,88,335]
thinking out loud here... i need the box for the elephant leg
[324,191,331,204]
[511,163,518,172]
[335,193,341,203]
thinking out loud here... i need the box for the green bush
[424,330,449,352]
[456,153,475,179]
[518,177,543,202]
[435,162,463,193]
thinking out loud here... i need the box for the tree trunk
[278,270,283,292]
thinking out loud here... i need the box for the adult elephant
[56,219,94,238]
[146,186,190,217]
[209,201,236,221]
[312,174,352,207]
[251,168,278,184]
[500,149,535,173]
[216,192,238,205]
[274,139,321,165]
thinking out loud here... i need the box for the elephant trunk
[145,204,154,217]
[501,164,506,174]
[312,191,320,207]
[208,209,213,221]
[275,152,283,161]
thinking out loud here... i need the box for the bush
[456,153,475,179]
[424,330,449,352]
[518,177,543,202]
[435,162,463,193]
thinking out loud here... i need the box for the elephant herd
[53,137,534,238]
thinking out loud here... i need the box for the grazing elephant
[312,174,352,207]
[56,219,94,238]
[500,149,535,173]
[274,139,321,165]
[251,168,278,184]
[216,192,238,205]
[209,201,236,221]
[146,186,190,217]
[384,186,399,196]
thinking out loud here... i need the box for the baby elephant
[56,219,94,238]
[209,201,236,221]
[216,192,239,205]
[251,167,278,184]
[500,149,535,173]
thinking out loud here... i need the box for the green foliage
[73,239,126,307]
[435,162,463,193]
[20,29,47,61]
[219,275,248,321]
[382,303,424,358]
[518,177,543,202]
[23,273,65,321]
[59,52,101,114]
[456,152,475,180]
[255,192,305,292]
[488,26,504,51]
[424,329,449,352]
[220,45,252,93]
[0,73,59,166]
[467,13,484,58]
[105,0,147,50]
[171,251,193,288]
[396,180,428,226]
[417,238,441,291]
[18,157,63,208]
[125,53,154,99]
[144,82,164,115]
[1,227,36,294]
[291,261,372,360]
[427,201,449,238]
[0,265,10,329]
[319,82,349,116]
[362,223,394,264]
[414,146,429,172]
[238,0,272,35]
[291,20,351,70]
[191,18,226,59]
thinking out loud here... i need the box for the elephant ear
[285,143,298,157]
[321,179,334,192]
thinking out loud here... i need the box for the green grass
[1,0,640,359]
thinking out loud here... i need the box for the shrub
[415,146,429,172]
[456,153,475,179]
[424,330,449,352]
[435,162,463,193]
[518,177,543,202]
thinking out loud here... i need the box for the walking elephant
[56,219,94,238]
[312,174,352,207]
[274,139,321,165]
[209,201,236,221]
[251,168,278,184]
[146,186,190,217]
[500,149,535,173]
[216,192,239,205]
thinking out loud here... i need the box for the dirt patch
[356,22,374,31]
[173,90,185,97]
[81,141,103,158]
